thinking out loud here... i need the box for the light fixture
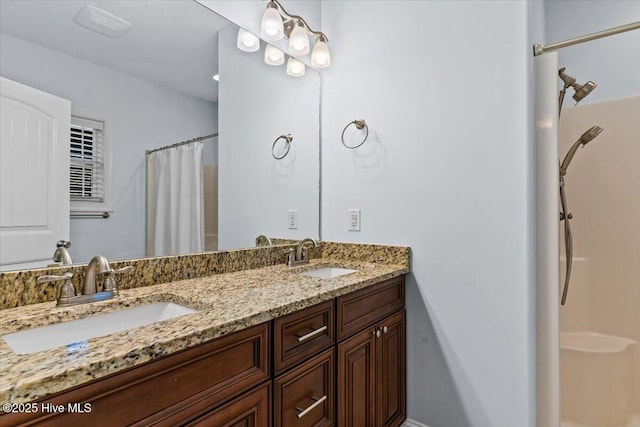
[260,0,330,71]
[72,5,132,38]
[212,74,219,81]
[264,45,285,66]
[261,2,284,41]
[286,57,305,77]
[311,35,330,68]
[237,28,260,52]
[289,20,310,56]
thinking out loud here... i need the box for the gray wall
[320,2,535,426]
[0,34,218,263]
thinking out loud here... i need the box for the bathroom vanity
[0,243,409,426]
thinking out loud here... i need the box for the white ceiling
[0,0,232,102]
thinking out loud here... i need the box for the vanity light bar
[265,0,328,45]
[259,0,330,71]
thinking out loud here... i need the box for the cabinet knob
[375,330,381,338]
[382,326,388,334]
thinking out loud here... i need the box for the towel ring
[341,119,368,149]
[272,134,293,160]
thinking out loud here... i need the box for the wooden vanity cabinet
[2,275,406,427]
[1,323,270,427]
[337,277,406,427]
[271,275,406,427]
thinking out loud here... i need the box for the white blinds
[70,117,104,203]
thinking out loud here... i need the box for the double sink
[3,266,357,355]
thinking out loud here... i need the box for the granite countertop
[0,258,409,404]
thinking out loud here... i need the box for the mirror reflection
[0,0,320,271]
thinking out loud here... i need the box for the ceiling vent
[72,5,132,38]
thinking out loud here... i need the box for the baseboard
[403,419,430,427]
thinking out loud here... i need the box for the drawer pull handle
[296,395,327,419]
[297,325,328,342]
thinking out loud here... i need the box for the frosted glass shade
[311,39,330,68]
[261,5,284,41]
[286,57,305,77]
[237,28,259,52]
[264,44,284,66]
[289,22,310,56]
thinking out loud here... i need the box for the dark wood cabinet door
[274,348,335,427]
[376,310,406,427]
[337,327,376,427]
[184,382,270,427]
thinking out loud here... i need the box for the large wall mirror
[0,0,320,271]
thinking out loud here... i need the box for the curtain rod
[533,21,640,56]
[145,133,218,155]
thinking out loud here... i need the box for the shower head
[560,125,604,176]
[558,67,598,116]
[579,125,604,144]
[572,81,597,104]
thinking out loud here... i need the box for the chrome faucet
[284,238,319,267]
[37,255,133,307]
[52,240,73,265]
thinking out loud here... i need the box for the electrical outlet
[288,210,298,229]
[348,209,361,231]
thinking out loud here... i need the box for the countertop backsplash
[0,241,409,310]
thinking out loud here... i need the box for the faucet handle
[101,265,134,293]
[282,248,295,267]
[56,240,71,249]
[37,272,73,284]
[110,265,135,275]
[37,272,76,299]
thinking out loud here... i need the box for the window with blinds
[70,115,110,212]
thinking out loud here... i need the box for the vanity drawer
[336,276,405,341]
[183,382,271,427]
[273,300,334,375]
[274,348,335,427]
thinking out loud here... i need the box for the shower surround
[558,96,640,427]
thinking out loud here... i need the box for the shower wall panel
[559,96,640,344]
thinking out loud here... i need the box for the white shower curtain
[152,141,204,256]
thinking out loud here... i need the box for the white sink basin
[2,302,197,355]
[299,267,358,279]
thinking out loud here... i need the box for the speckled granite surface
[0,242,409,404]
[320,241,410,268]
[0,244,316,309]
